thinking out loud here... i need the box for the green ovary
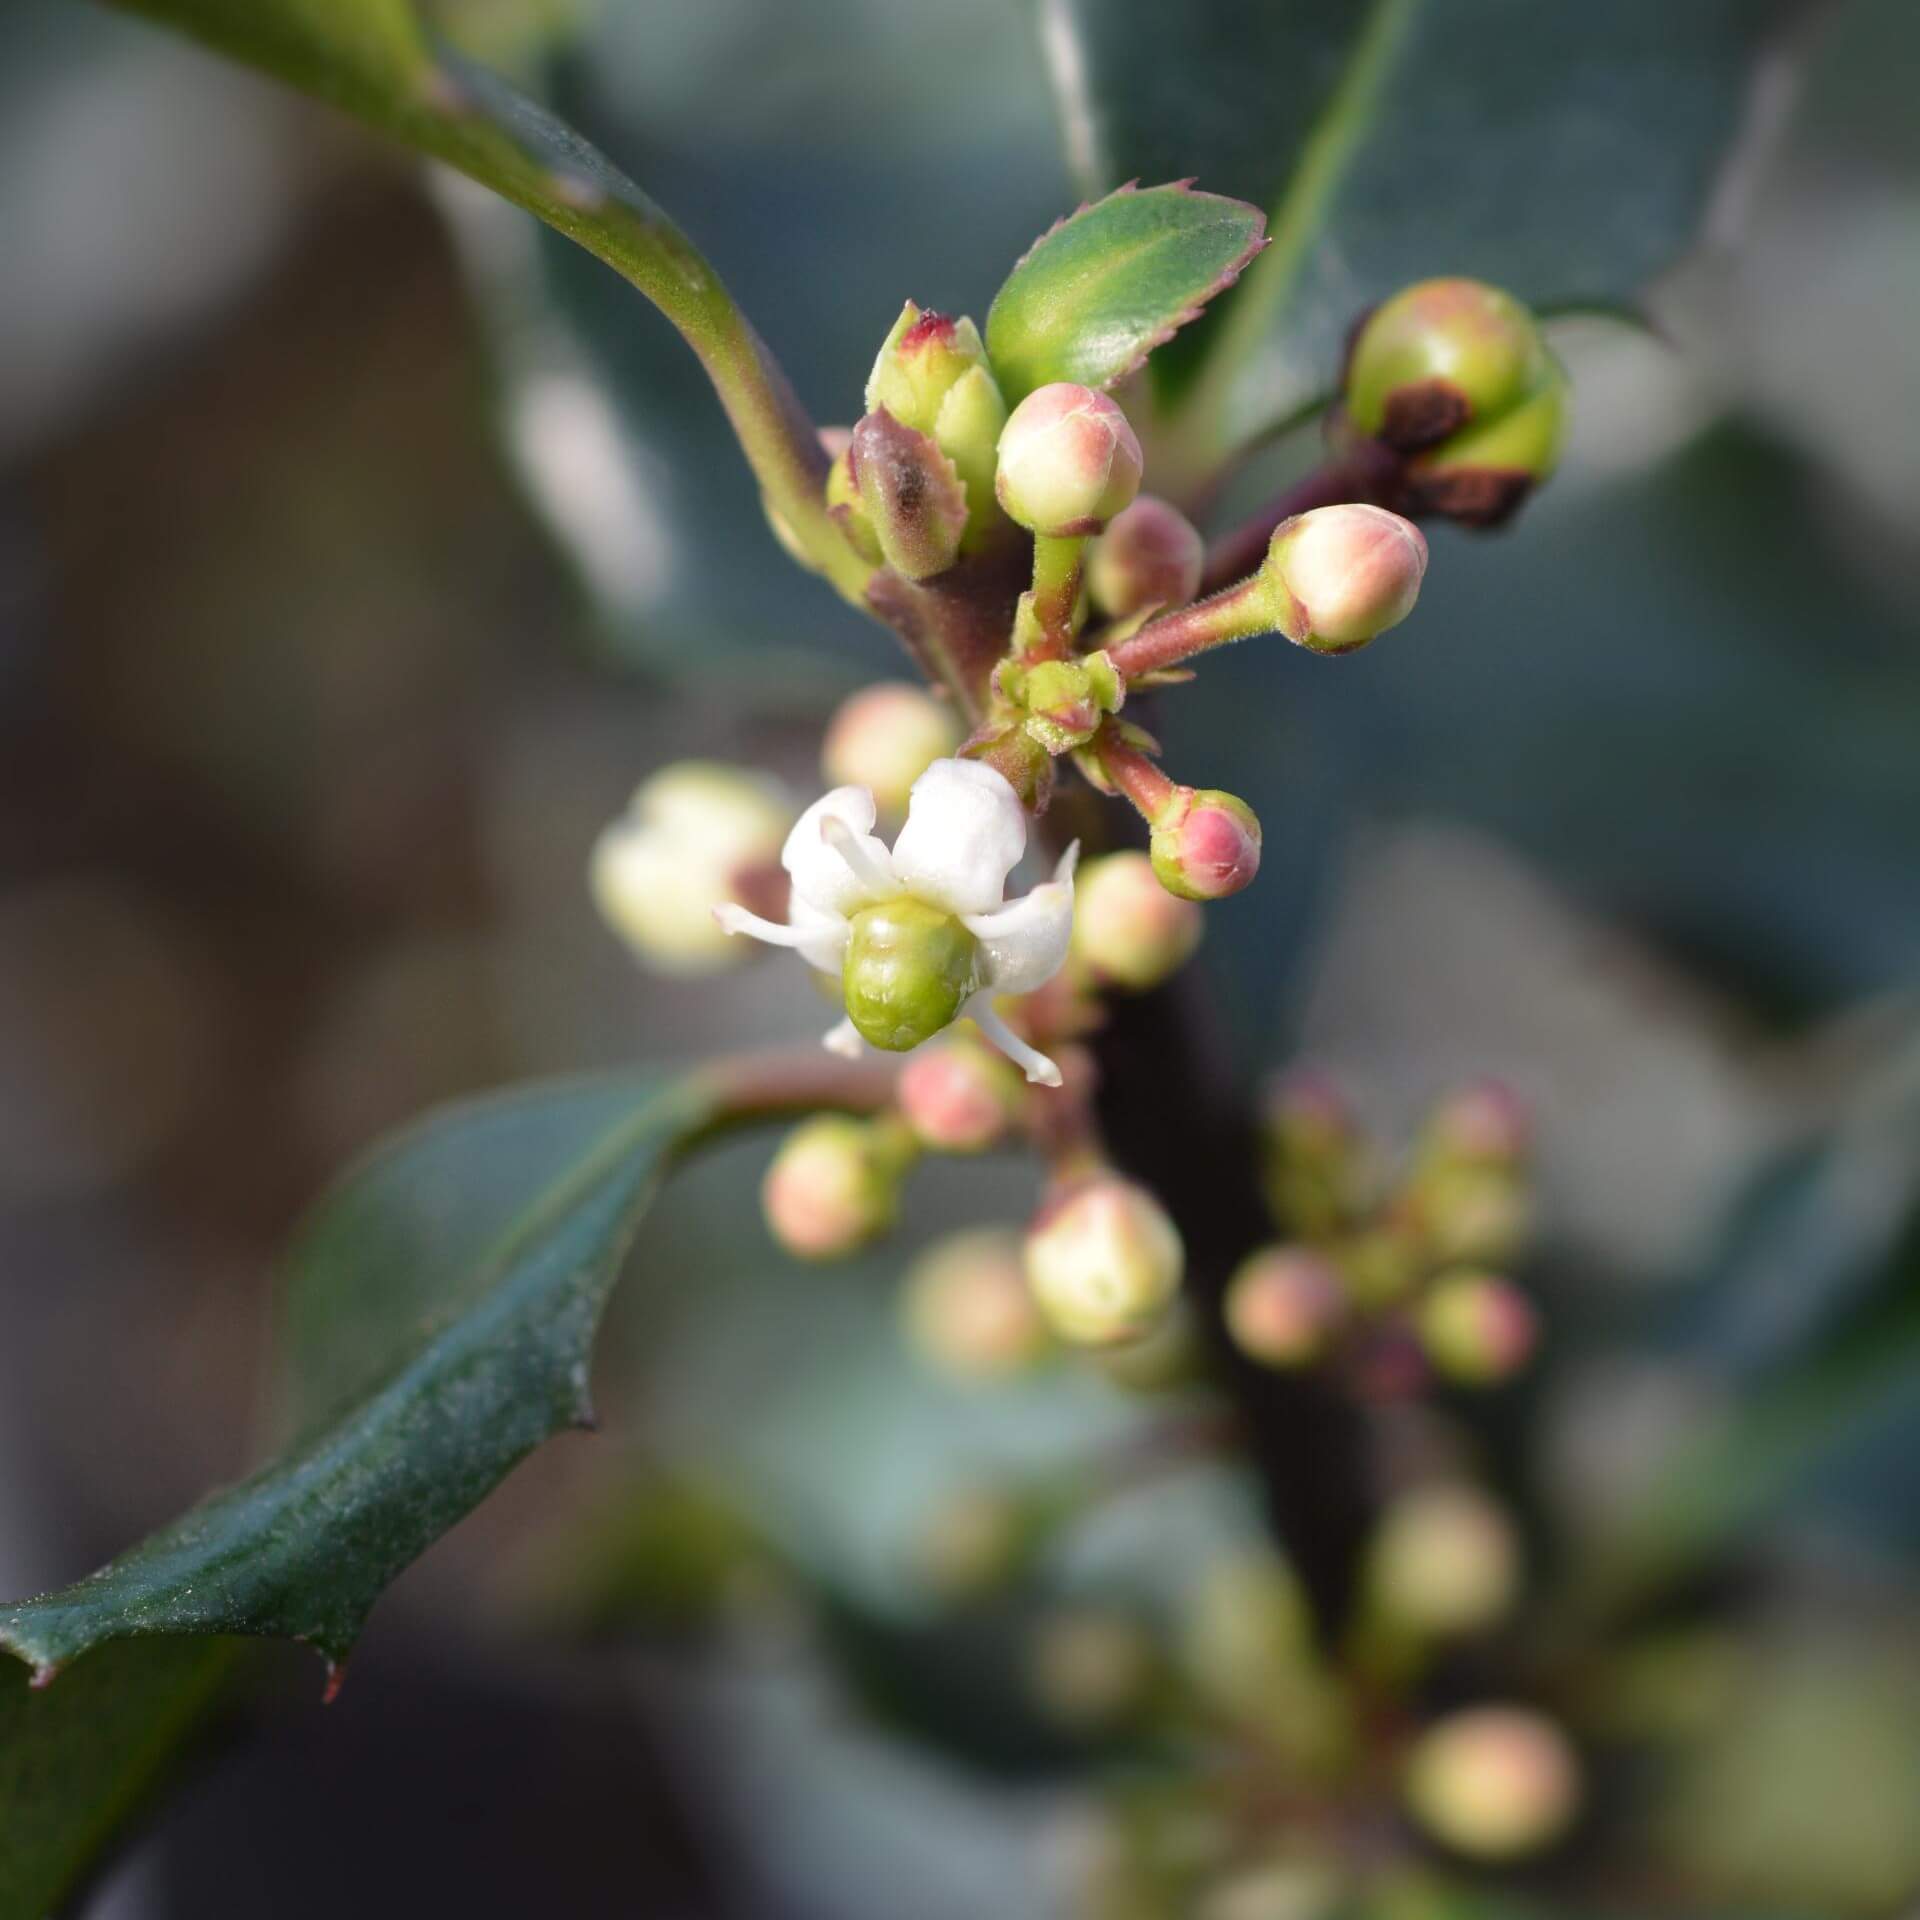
[843,898,978,1051]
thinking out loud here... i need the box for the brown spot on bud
[1401,465,1537,529]
[1379,378,1471,452]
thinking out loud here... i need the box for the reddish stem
[1093,730,1178,822]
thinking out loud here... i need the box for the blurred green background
[1,0,1917,1914]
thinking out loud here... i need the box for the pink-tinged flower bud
[850,407,969,580]
[1409,1162,1531,1265]
[1024,1176,1183,1347]
[1028,1607,1157,1732]
[897,1036,1025,1153]
[1088,495,1204,617]
[1149,787,1262,902]
[761,1114,910,1261]
[866,303,992,437]
[913,1483,1034,1601]
[821,681,963,819]
[1405,1706,1581,1860]
[1225,1245,1347,1368]
[995,383,1143,537]
[902,1227,1052,1380]
[1071,850,1203,991]
[1365,1484,1521,1638]
[1263,504,1427,655]
[1419,1270,1539,1385]
[1425,1078,1530,1166]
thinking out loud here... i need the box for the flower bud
[821,681,962,819]
[1342,278,1568,527]
[1424,1078,1530,1166]
[761,1115,910,1261]
[1263,505,1427,655]
[1365,1484,1521,1638]
[1149,787,1262,901]
[913,1483,1034,1602]
[850,407,969,580]
[995,383,1143,537]
[841,897,978,1052]
[1029,1607,1158,1732]
[1088,495,1205,617]
[902,1227,1051,1380]
[1418,1270,1538,1385]
[1024,1177,1183,1347]
[1225,1246,1347,1368]
[1261,1072,1366,1239]
[1071,850,1202,991]
[866,303,991,436]
[897,1036,1025,1153]
[1180,1549,1316,1708]
[1404,1706,1581,1860]
[591,761,792,973]
[1409,1163,1531,1265]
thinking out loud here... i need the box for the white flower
[716,757,1076,1085]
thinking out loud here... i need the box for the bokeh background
[2,0,1918,1913]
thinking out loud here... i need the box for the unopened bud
[1418,1270,1538,1385]
[1024,1177,1183,1347]
[762,1114,909,1261]
[1404,1160,1530,1265]
[1149,787,1263,901]
[842,897,978,1052]
[1225,1246,1347,1368]
[913,1483,1034,1601]
[591,761,792,973]
[1263,504,1427,655]
[1404,1706,1581,1860]
[897,1036,1024,1152]
[1029,1607,1157,1732]
[995,383,1143,537]
[850,407,969,580]
[1425,1078,1530,1166]
[1343,278,1568,527]
[867,303,991,436]
[1181,1549,1314,1704]
[1071,850,1202,991]
[1088,495,1205,617]
[1365,1484,1521,1638]
[821,681,962,819]
[902,1227,1051,1380]
[1262,1072,1365,1239]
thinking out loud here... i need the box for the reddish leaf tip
[29,1661,61,1691]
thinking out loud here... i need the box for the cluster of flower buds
[1223,1074,1539,1398]
[1337,276,1569,527]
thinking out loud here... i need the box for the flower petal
[783,786,893,916]
[963,878,1076,998]
[964,993,1062,1087]
[789,894,852,973]
[890,758,1026,913]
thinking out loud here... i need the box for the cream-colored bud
[820,681,963,819]
[1405,1706,1581,1860]
[995,383,1143,537]
[1419,1270,1539,1384]
[1365,1484,1521,1637]
[1072,850,1203,991]
[590,761,791,973]
[901,1228,1051,1380]
[1024,1177,1183,1347]
[1264,504,1427,655]
[897,1036,1024,1152]
[1088,495,1204,617]
[761,1115,905,1261]
[1225,1246,1347,1368]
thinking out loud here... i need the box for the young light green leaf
[984,182,1266,402]
[0,1073,713,1681]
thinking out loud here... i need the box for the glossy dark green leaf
[0,1637,246,1918]
[1033,0,1799,430]
[0,1072,711,1680]
[984,182,1265,401]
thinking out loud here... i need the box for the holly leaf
[0,1638,248,1919]
[0,1072,711,1681]
[1032,0,1801,435]
[984,182,1267,401]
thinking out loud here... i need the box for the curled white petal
[965,993,1062,1087]
[963,870,1077,997]
[783,786,893,917]
[715,897,849,975]
[889,758,1026,914]
[822,1016,865,1058]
